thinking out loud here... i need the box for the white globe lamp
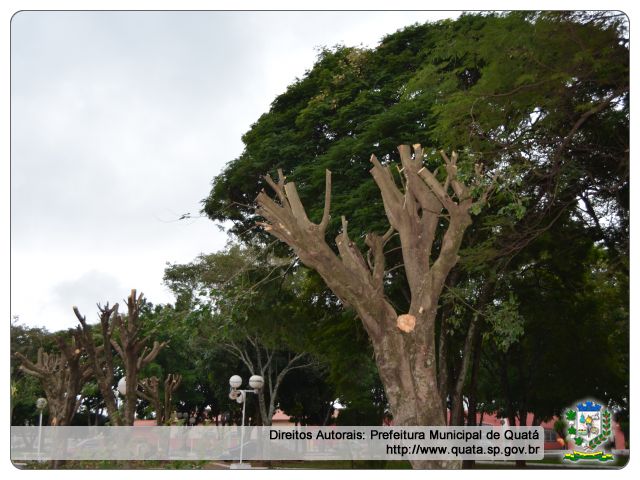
[249,375,264,391]
[229,375,242,389]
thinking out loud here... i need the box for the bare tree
[14,333,92,426]
[137,374,182,425]
[256,144,493,468]
[110,289,167,425]
[74,303,123,425]
[74,290,167,425]
[222,335,313,426]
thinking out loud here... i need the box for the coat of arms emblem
[563,401,614,462]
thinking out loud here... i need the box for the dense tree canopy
[204,12,628,257]
[202,9,628,437]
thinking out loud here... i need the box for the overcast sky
[11,11,459,331]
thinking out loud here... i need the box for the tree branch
[319,169,332,233]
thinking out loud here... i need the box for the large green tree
[202,11,628,469]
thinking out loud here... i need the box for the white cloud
[11,11,460,331]
[51,270,125,318]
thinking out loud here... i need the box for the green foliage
[482,294,524,352]
[137,303,231,417]
[476,215,628,423]
[202,11,628,428]
[205,13,627,258]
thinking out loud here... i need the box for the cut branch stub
[397,314,417,333]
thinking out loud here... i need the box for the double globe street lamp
[228,374,264,468]
[36,397,47,460]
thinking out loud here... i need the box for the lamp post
[36,398,47,461]
[229,374,264,469]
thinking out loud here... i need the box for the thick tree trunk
[124,357,138,426]
[374,325,442,426]
[101,382,122,426]
[364,308,460,469]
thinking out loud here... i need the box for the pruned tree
[137,374,182,425]
[257,144,493,468]
[111,289,168,425]
[14,333,92,426]
[222,336,313,426]
[74,290,168,425]
[74,302,123,425]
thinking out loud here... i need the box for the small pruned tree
[74,289,168,425]
[14,333,92,426]
[137,374,182,425]
[111,289,168,426]
[74,302,123,425]
[256,144,493,468]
